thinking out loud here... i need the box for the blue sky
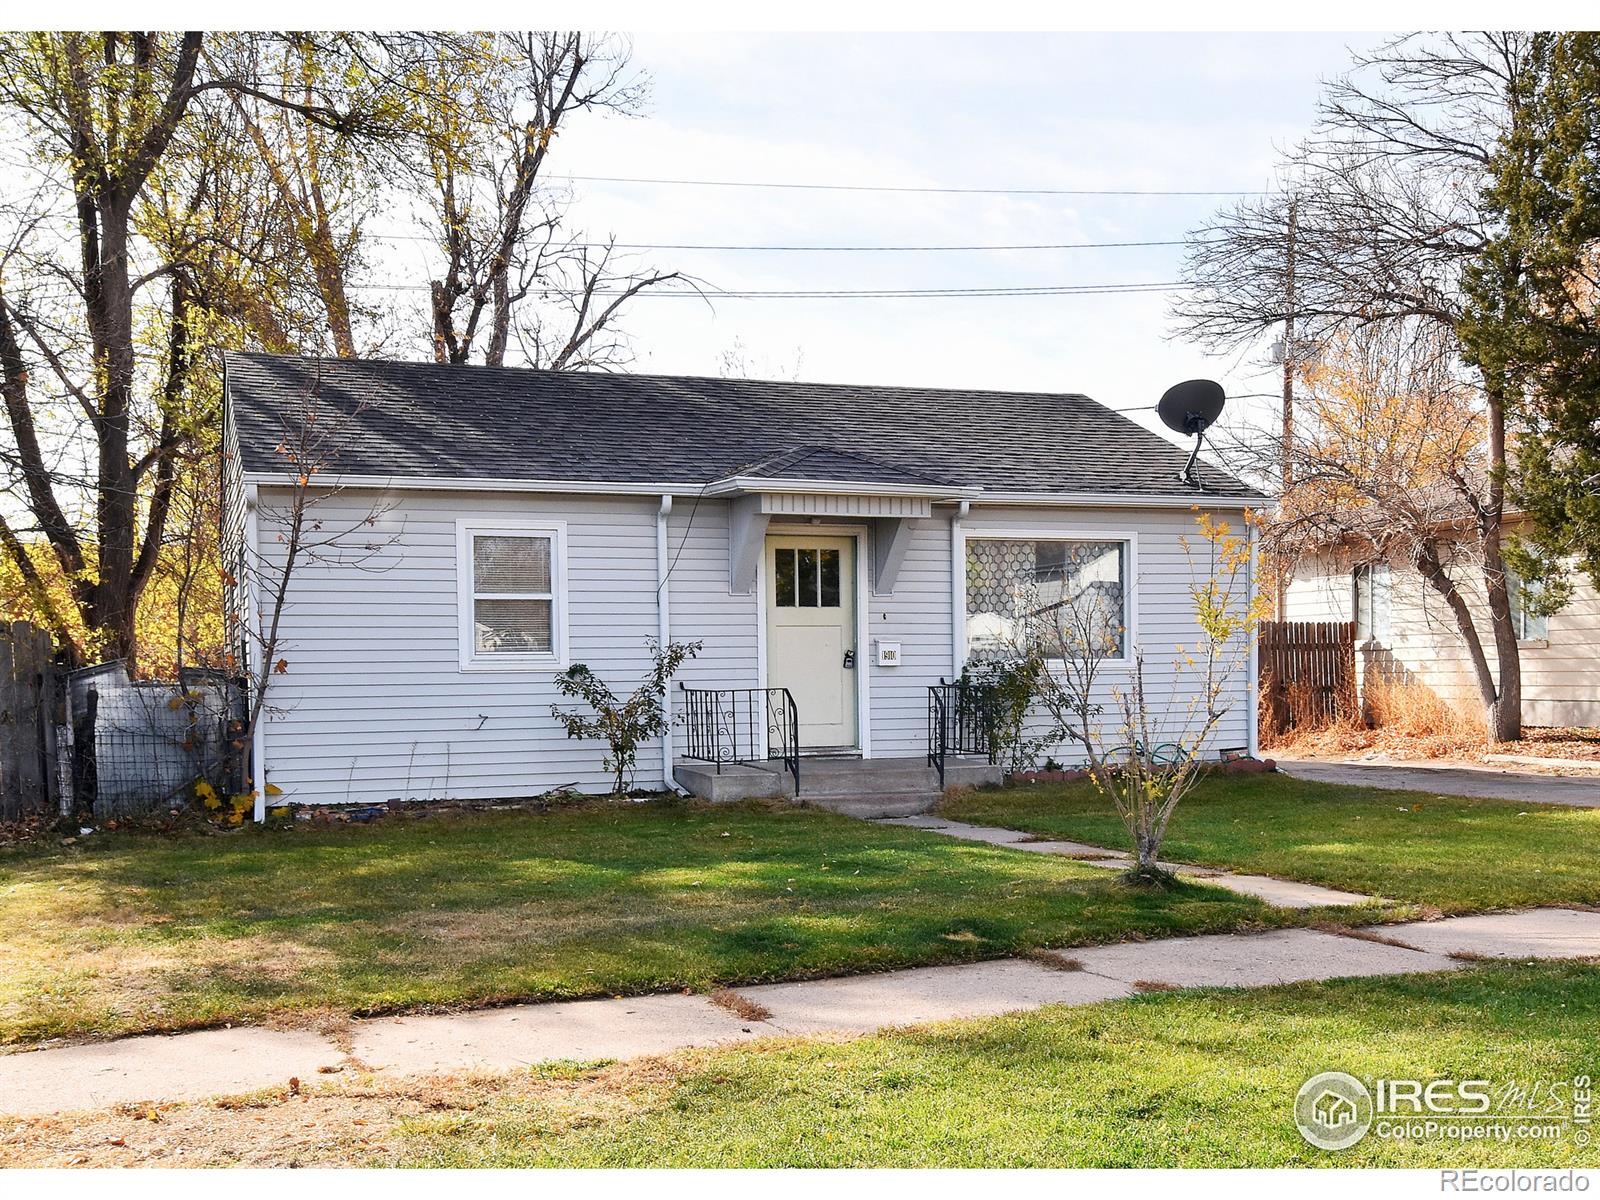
[524,31,1390,444]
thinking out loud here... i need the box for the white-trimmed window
[964,535,1130,662]
[456,521,567,669]
[1353,562,1392,643]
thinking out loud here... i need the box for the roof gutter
[969,491,1260,510]
[242,471,1258,509]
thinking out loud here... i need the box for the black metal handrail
[678,685,800,794]
[927,679,998,787]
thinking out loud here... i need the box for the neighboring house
[1283,528,1600,727]
[223,353,1262,814]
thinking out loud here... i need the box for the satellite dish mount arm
[1180,430,1206,490]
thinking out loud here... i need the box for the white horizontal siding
[867,518,954,756]
[1287,543,1600,727]
[666,499,761,693]
[962,505,1254,762]
[258,486,1247,805]
[257,487,666,805]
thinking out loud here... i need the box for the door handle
[842,649,856,669]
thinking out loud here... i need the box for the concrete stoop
[675,754,1000,817]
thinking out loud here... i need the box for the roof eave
[240,469,1259,508]
[704,474,982,501]
[971,489,1261,509]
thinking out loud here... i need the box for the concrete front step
[675,754,1000,805]
[806,792,942,819]
[800,771,940,799]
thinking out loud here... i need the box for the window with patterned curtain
[965,538,1127,661]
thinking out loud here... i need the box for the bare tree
[1175,33,1542,741]
[0,32,395,668]
[989,516,1261,880]
[405,32,681,368]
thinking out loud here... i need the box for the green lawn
[0,800,1274,1048]
[941,772,1600,911]
[398,961,1600,1168]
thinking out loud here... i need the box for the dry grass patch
[707,989,772,1023]
[1028,950,1085,972]
[1264,678,1485,759]
[1310,921,1418,951]
[0,1054,709,1169]
[1131,979,1180,993]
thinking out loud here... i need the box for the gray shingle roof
[225,352,1260,499]
[731,445,958,487]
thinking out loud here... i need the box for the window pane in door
[797,549,819,607]
[819,548,841,607]
[775,548,797,607]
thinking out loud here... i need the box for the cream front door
[766,534,858,749]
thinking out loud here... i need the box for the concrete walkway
[5,907,1597,1119]
[877,815,1376,908]
[1278,758,1600,807]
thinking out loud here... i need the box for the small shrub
[552,638,703,795]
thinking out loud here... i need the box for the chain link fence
[67,662,248,821]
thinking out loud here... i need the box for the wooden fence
[1257,620,1358,735]
[0,621,61,822]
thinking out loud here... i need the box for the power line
[562,174,1268,198]
[361,232,1203,252]
[347,280,1191,299]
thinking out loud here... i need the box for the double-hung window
[964,536,1130,662]
[457,521,566,669]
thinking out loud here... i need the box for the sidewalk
[877,814,1375,907]
[1277,758,1600,807]
[4,907,1597,1118]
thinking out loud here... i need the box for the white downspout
[245,483,269,822]
[656,493,681,792]
[950,499,970,677]
[1246,517,1260,760]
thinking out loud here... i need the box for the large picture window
[457,521,566,668]
[965,537,1128,662]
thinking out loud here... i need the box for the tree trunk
[88,203,140,667]
[1480,386,1522,743]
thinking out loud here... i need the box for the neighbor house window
[1353,563,1392,643]
[457,521,566,668]
[1508,571,1549,641]
[965,537,1128,662]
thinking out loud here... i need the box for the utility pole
[1275,196,1298,619]
[1281,196,1297,495]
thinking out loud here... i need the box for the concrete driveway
[1277,758,1600,807]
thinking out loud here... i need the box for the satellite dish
[1156,379,1227,489]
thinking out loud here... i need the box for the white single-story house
[223,353,1263,817]
[1283,528,1600,727]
